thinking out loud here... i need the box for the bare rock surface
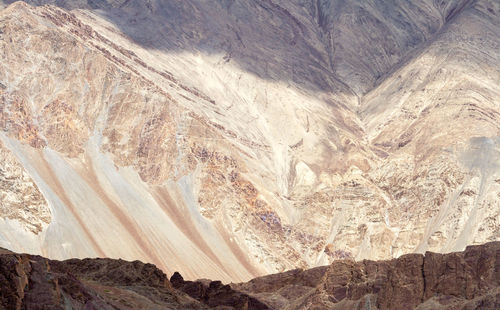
[170,271,270,310]
[0,242,498,309]
[0,249,207,309]
[0,0,498,282]
[232,242,500,310]
[0,140,50,234]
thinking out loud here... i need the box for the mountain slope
[0,0,498,282]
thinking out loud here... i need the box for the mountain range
[0,0,498,283]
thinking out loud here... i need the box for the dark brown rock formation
[170,271,270,309]
[0,242,498,309]
[233,242,500,309]
[0,251,205,309]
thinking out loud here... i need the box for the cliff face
[232,242,500,310]
[0,0,499,282]
[0,247,207,309]
[0,242,498,309]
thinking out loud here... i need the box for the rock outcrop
[233,241,500,309]
[170,271,270,310]
[0,140,50,234]
[0,242,498,309]
[0,0,498,282]
[0,248,206,309]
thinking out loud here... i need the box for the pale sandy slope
[0,0,498,282]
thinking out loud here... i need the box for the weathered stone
[0,0,498,283]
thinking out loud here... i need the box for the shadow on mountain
[1,0,475,98]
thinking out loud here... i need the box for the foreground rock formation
[1,242,499,309]
[0,0,498,282]
[233,241,500,309]
[0,247,207,309]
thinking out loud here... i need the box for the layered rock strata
[0,0,498,281]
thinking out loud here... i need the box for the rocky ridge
[0,242,498,309]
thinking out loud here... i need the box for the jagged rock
[171,271,270,309]
[0,242,498,309]
[0,250,206,309]
[233,242,500,310]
